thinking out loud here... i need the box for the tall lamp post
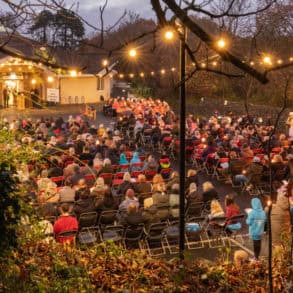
[179,25,186,260]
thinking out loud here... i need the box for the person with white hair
[116,172,135,196]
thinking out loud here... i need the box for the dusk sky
[0,0,156,35]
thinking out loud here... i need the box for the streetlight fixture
[128,49,137,58]
[164,29,175,41]
[217,38,226,49]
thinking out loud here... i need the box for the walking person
[246,198,266,261]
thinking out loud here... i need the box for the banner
[47,88,59,102]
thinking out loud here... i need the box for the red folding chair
[131,162,144,170]
[131,170,144,178]
[84,174,96,187]
[51,176,65,186]
[118,164,130,171]
[114,172,126,179]
[99,173,113,186]
[144,170,157,181]
[160,168,172,180]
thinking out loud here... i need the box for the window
[97,76,104,91]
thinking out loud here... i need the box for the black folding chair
[143,222,168,256]
[123,224,145,249]
[185,216,206,249]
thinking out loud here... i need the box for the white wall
[59,75,112,104]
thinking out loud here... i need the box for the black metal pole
[179,25,186,260]
[267,141,273,293]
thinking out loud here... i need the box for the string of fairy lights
[114,56,293,79]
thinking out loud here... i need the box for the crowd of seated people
[2,96,292,248]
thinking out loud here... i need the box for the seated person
[95,188,118,212]
[117,202,145,226]
[116,172,135,196]
[58,179,75,203]
[118,189,139,213]
[235,156,263,185]
[130,152,142,171]
[166,171,179,192]
[73,188,96,219]
[202,181,219,203]
[53,203,78,243]
[135,174,152,195]
[208,199,225,221]
[186,183,203,205]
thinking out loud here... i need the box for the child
[246,198,266,261]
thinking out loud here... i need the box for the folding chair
[160,168,172,180]
[118,164,130,172]
[57,229,78,244]
[185,216,206,249]
[163,221,179,254]
[206,217,228,248]
[212,158,229,181]
[171,140,180,160]
[100,225,124,244]
[97,210,117,228]
[226,214,246,245]
[185,201,205,220]
[123,224,145,249]
[131,170,144,178]
[130,162,144,171]
[78,212,98,229]
[51,176,64,187]
[144,170,157,181]
[84,174,96,187]
[203,153,215,175]
[143,222,168,256]
[99,173,113,186]
[160,136,173,153]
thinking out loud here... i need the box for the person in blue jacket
[246,198,266,261]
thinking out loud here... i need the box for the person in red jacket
[53,203,78,243]
[225,194,241,234]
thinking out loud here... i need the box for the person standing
[3,86,9,108]
[246,198,266,261]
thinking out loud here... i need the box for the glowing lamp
[164,30,174,40]
[217,39,226,49]
[31,79,36,85]
[263,56,272,66]
[102,59,108,67]
[70,70,77,77]
[129,49,137,58]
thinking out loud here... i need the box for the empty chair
[123,224,145,249]
[185,201,205,220]
[163,221,179,254]
[143,222,167,256]
[100,225,124,244]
